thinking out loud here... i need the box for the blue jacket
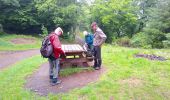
[85,34,93,45]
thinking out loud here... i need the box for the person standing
[48,27,65,86]
[91,22,107,70]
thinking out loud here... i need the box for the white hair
[54,27,63,35]
[83,31,88,36]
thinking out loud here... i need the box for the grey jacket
[93,27,107,46]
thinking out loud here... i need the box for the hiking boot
[51,78,62,86]
[49,75,53,83]
[93,65,97,68]
[49,75,53,79]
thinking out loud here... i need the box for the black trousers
[93,46,102,68]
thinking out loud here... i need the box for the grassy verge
[0,45,170,100]
[0,33,41,51]
[48,46,170,100]
[0,55,47,100]
[0,55,93,100]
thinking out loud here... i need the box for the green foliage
[141,0,170,48]
[0,24,3,32]
[131,32,152,48]
[143,28,166,48]
[133,0,158,31]
[91,0,138,43]
[41,25,48,37]
[0,0,86,35]
[0,0,39,33]
[115,36,131,47]
[1,0,170,48]
[34,0,85,33]
[163,33,170,48]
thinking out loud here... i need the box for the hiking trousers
[93,46,102,68]
[48,58,60,79]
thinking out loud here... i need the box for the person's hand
[63,53,66,57]
[98,44,102,47]
[63,51,67,57]
[60,52,66,58]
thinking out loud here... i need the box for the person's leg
[93,46,98,68]
[97,46,102,68]
[89,45,93,56]
[48,58,53,80]
[51,58,61,85]
[91,45,94,56]
[53,59,59,79]
[95,46,101,69]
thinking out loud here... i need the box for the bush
[115,36,131,47]
[41,25,48,37]
[130,32,152,48]
[142,28,167,48]
[0,24,3,32]
[163,33,170,48]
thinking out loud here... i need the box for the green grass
[0,55,93,100]
[0,45,170,100]
[0,33,41,51]
[60,67,94,77]
[0,55,47,100]
[49,46,170,100]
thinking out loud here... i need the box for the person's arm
[57,47,65,54]
[98,31,107,46]
[50,35,65,54]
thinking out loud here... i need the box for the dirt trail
[0,49,39,69]
[25,63,106,96]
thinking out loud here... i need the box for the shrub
[142,28,167,48]
[0,24,3,32]
[115,36,131,47]
[41,25,48,37]
[163,33,170,48]
[130,32,152,48]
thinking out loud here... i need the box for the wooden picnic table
[60,44,93,67]
[62,44,85,55]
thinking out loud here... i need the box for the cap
[54,27,63,35]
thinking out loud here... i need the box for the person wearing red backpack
[48,27,65,86]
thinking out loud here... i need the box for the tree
[90,0,138,43]
[133,0,158,32]
[0,0,40,34]
[142,0,170,48]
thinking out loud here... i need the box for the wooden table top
[62,44,85,54]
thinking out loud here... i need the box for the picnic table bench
[60,44,93,67]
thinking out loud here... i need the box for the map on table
[61,44,85,54]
